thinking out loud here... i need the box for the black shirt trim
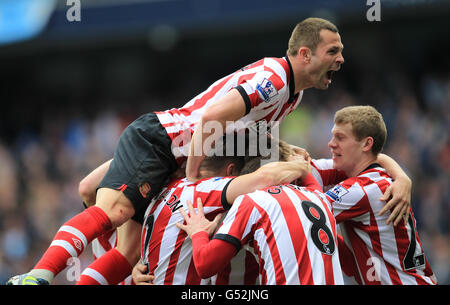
[284,56,298,103]
[360,163,382,175]
[235,85,251,115]
[221,178,234,210]
[212,233,242,253]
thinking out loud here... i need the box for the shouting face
[308,30,344,89]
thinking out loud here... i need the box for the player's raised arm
[186,89,247,181]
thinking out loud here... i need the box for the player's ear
[226,163,236,176]
[298,47,312,63]
[362,137,374,153]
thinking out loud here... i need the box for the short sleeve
[311,158,348,188]
[194,176,235,211]
[214,195,257,247]
[235,71,287,115]
[325,178,369,223]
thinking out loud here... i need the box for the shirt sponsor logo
[326,185,349,203]
[256,78,278,102]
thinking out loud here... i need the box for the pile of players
[7,17,437,286]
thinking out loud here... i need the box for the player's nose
[336,53,344,65]
[328,138,336,148]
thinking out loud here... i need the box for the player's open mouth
[332,152,341,159]
[326,70,334,81]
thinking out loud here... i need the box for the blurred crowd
[0,66,448,284]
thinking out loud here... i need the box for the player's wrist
[192,230,209,240]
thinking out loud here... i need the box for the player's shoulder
[264,57,290,78]
[194,176,235,190]
[357,165,392,185]
[241,185,286,207]
[195,176,234,184]
[330,168,391,200]
[242,57,289,79]
[233,187,268,206]
[311,158,334,170]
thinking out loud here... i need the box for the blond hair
[334,105,387,155]
[287,17,339,56]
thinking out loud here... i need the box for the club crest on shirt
[326,185,349,203]
[256,78,278,102]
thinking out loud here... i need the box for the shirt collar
[284,56,298,103]
[359,163,382,175]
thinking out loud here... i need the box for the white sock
[28,269,55,283]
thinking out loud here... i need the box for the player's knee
[97,202,134,228]
[116,242,141,267]
[79,177,96,205]
[116,221,142,266]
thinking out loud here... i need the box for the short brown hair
[334,105,387,155]
[239,138,292,175]
[287,17,339,56]
[200,134,247,174]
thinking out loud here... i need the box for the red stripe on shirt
[244,251,259,285]
[164,230,188,284]
[361,182,402,284]
[253,202,287,284]
[178,75,235,117]
[344,221,382,285]
[272,190,313,284]
[296,190,336,284]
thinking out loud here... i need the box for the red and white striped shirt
[310,158,347,190]
[155,57,302,166]
[141,176,257,285]
[205,184,344,285]
[312,159,437,285]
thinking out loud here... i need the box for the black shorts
[98,112,178,224]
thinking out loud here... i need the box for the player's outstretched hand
[132,263,154,285]
[378,177,412,226]
[176,198,222,238]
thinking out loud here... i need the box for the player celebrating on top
[7,18,410,285]
[185,17,344,181]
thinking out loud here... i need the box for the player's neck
[287,54,314,93]
[347,155,377,178]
